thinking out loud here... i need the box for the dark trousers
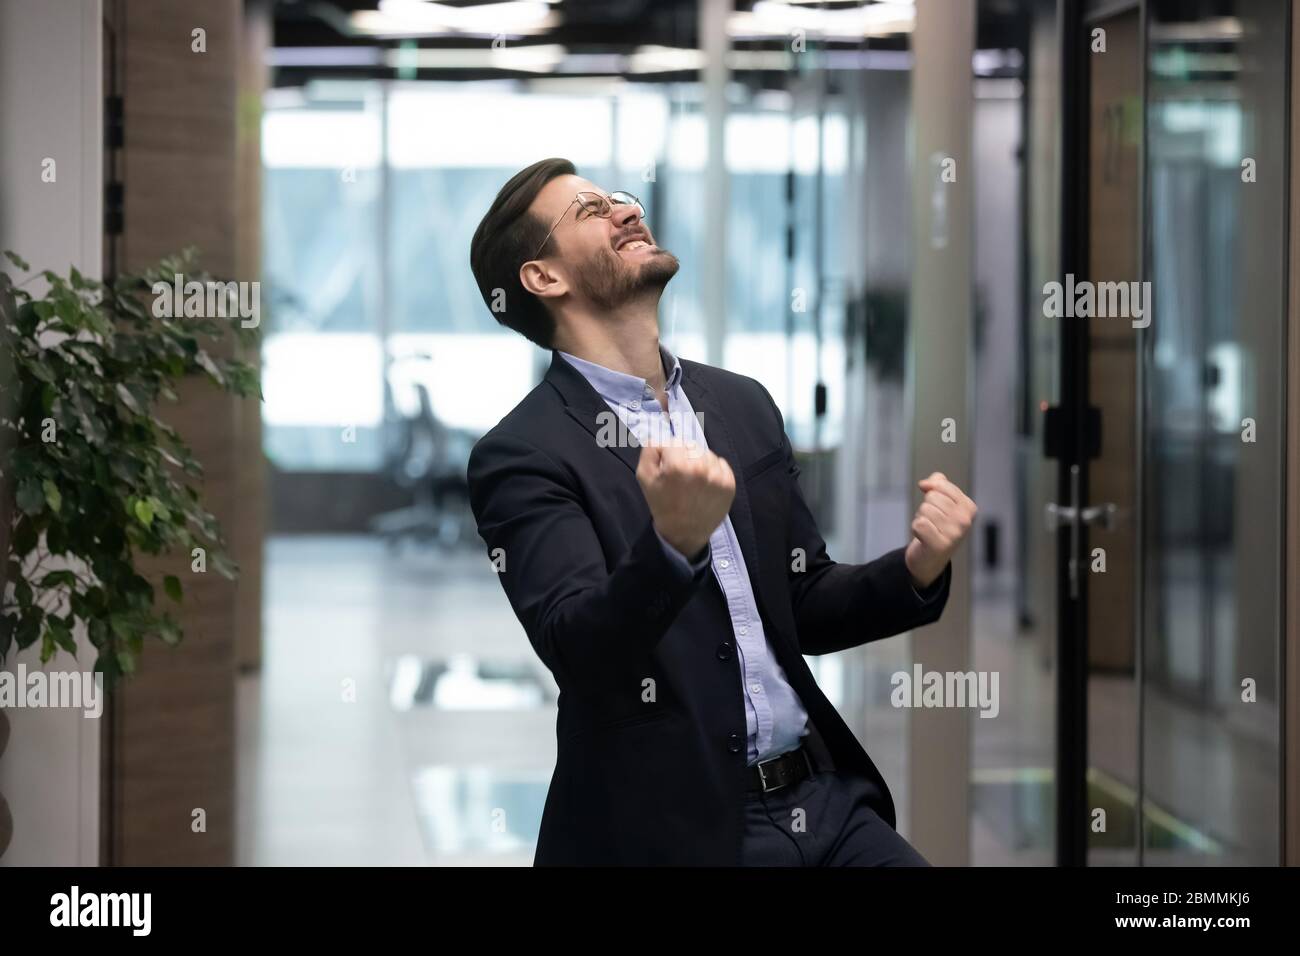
[740,768,930,867]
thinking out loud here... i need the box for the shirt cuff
[910,563,949,603]
[655,530,711,578]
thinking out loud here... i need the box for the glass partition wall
[1141,0,1287,865]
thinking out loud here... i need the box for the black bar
[1057,0,1090,869]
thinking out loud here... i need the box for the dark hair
[469,157,576,348]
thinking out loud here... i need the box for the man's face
[524,174,679,312]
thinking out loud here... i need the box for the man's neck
[554,301,666,391]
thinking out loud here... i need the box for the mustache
[612,228,653,250]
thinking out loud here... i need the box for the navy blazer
[466,351,951,865]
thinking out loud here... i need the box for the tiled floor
[237,536,545,866]
[238,535,1281,866]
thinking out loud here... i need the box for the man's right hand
[636,442,736,560]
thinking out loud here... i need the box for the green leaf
[157,615,182,647]
[69,391,107,445]
[4,249,31,271]
[146,496,171,523]
[15,478,44,515]
[48,617,77,655]
[194,349,225,386]
[15,301,39,334]
[88,617,110,649]
[164,574,183,603]
[39,569,77,589]
[93,651,121,687]
[42,478,61,514]
[115,382,143,415]
[46,520,69,555]
[133,498,155,527]
[15,610,42,650]
[116,648,136,676]
[211,551,239,581]
[11,518,37,556]
[109,612,137,640]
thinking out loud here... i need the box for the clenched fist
[637,442,736,560]
[905,471,977,589]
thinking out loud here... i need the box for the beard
[574,243,680,311]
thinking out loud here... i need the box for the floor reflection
[410,766,549,855]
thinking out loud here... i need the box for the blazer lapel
[545,350,641,474]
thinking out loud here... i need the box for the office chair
[369,356,476,550]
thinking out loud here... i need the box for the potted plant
[0,248,259,688]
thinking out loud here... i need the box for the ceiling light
[728,0,915,40]
[351,0,560,38]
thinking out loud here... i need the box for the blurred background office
[0,0,1294,868]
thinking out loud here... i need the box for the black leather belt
[746,744,816,794]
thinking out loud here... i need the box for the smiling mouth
[615,238,655,256]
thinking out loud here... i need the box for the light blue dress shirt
[558,345,810,766]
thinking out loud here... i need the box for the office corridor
[237,536,1276,866]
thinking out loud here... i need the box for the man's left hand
[905,471,977,590]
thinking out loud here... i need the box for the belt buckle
[756,752,792,793]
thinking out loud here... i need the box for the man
[467,158,976,866]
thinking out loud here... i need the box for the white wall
[0,0,103,867]
[972,84,1023,595]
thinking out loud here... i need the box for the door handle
[1044,464,1122,600]
[1079,503,1121,529]
[1047,501,1121,530]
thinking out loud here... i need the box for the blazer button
[716,641,732,661]
[727,733,742,754]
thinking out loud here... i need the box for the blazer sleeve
[467,429,712,691]
[755,383,952,656]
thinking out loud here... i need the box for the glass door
[1056,0,1288,866]
[1140,0,1287,865]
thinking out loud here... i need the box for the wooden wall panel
[1084,9,1139,673]
[106,0,247,866]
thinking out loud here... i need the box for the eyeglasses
[531,190,646,260]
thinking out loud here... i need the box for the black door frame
[1056,0,1147,868]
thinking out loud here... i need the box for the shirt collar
[557,344,682,408]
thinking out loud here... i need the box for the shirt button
[750,683,762,694]
[719,559,730,569]
[630,401,640,410]
[739,626,748,635]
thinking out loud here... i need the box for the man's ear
[520,259,567,301]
